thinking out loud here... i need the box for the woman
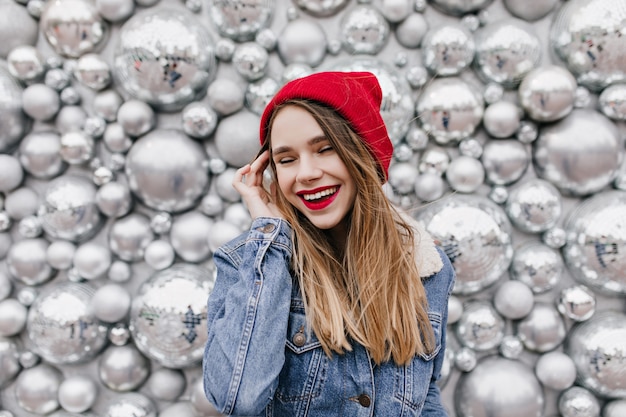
[203,71,455,416]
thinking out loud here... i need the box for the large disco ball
[125,129,209,213]
[533,109,623,196]
[40,0,108,58]
[129,264,214,368]
[562,191,626,295]
[414,194,513,294]
[329,58,414,145]
[113,8,216,111]
[26,282,109,364]
[38,175,104,242]
[416,77,484,145]
[565,311,626,398]
[455,356,544,417]
[550,0,626,91]
[0,66,29,153]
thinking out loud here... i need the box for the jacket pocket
[393,311,442,411]
[275,304,328,403]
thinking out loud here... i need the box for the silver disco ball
[414,194,513,295]
[562,190,626,295]
[550,0,626,91]
[565,311,626,398]
[129,264,214,368]
[113,8,216,111]
[26,282,109,364]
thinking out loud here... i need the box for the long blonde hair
[265,99,435,365]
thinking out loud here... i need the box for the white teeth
[303,187,337,201]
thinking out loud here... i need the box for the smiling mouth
[301,186,338,202]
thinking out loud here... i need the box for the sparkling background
[0,0,625,416]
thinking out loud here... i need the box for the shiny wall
[0,0,625,416]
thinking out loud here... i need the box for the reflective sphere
[125,129,209,212]
[46,241,76,270]
[92,284,132,323]
[207,78,245,116]
[40,0,107,58]
[330,58,413,145]
[339,6,389,55]
[559,386,601,417]
[604,400,626,417]
[395,13,428,49]
[493,280,534,320]
[445,156,485,193]
[74,53,111,90]
[15,364,62,414]
[145,368,186,401]
[533,110,623,196]
[416,77,484,145]
[551,0,626,91]
[414,195,513,294]
[455,347,477,373]
[160,402,196,417]
[535,351,577,391]
[566,311,626,398]
[389,162,419,195]
[73,242,111,280]
[0,299,28,337]
[422,24,475,76]
[505,179,562,233]
[129,264,214,368]
[294,0,348,17]
[170,212,213,263]
[0,155,23,193]
[430,0,494,16]
[232,42,268,81]
[26,283,109,364]
[455,356,544,417]
[562,191,626,295]
[208,0,274,42]
[190,377,223,416]
[419,147,450,175]
[599,83,626,120]
[0,337,21,388]
[483,101,520,138]
[96,181,133,218]
[517,303,567,352]
[113,8,216,111]
[22,83,60,122]
[474,18,542,88]
[60,131,95,165]
[245,77,279,115]
[499,335,524,359]
[0,1,38,58]
[58,375,98,413]
[7,238,54,286]
[0,67,29,153]
[109,213,154,262]
[99,344,150,391]
[102,393,157,417]
[518,65,578,122]
[182,102,218,139]
[214,110,261,167]
[455,301,505,351]
[96,0,134,22]
[277,19,327,67]
[557,285,596,322]
[5,188,38,221]
[511,242,564,293]
[144,240,175,270]
[19,132,66,179]
[39,175,103,242]
[481,140,529,185]
[414,173,447,202]
[7,45,46,83]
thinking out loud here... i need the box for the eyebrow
[272,135,328,156]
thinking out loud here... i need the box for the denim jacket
[203,217,456,417]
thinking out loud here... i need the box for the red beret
[259,71,393,181]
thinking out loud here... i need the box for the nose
[296,156,322,183]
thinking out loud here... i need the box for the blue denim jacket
[203,217,456,416]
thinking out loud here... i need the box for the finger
[232,164,251,187]
[249,150,270,174]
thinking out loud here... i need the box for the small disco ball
[26,282,109,364]
[129,264,214,368]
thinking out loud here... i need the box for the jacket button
[358,394,371,407]
[292,331,306,347]
[256,224,275,233]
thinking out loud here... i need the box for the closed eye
[319,145,334,154]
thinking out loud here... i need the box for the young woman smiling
[203,71,456,416]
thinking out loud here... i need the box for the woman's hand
[232,150,283,220]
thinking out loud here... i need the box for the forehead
[270,105,325,147]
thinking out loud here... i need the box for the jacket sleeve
[203,217,294,416]
[422,249,456,417]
